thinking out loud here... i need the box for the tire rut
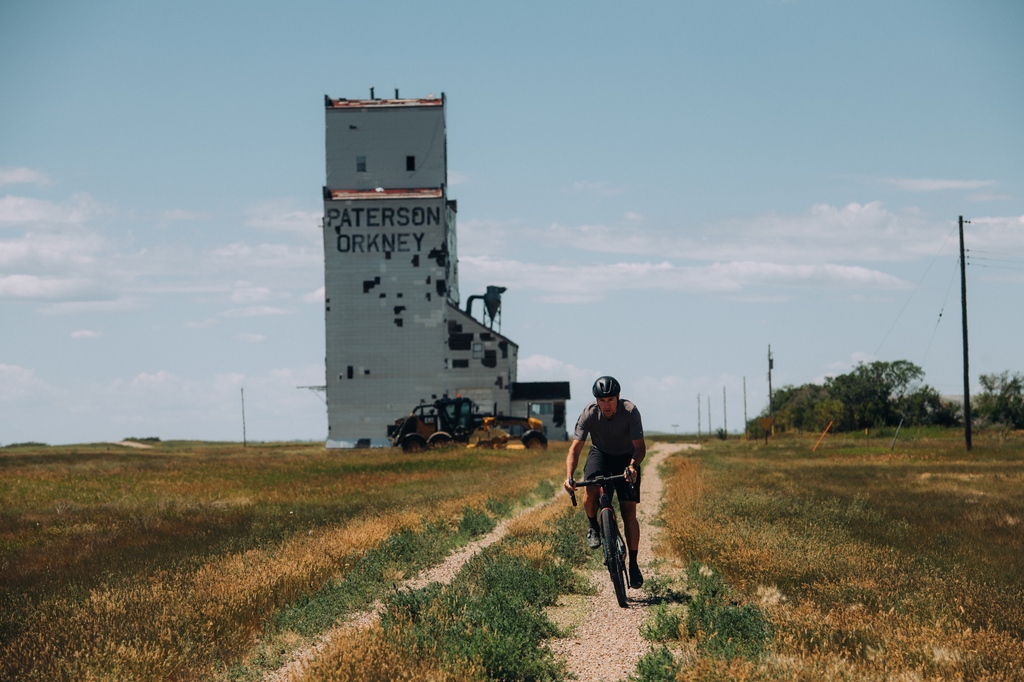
[265,490,561,682]
[546,442,695,682]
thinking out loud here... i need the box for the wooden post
[959,216,972,451]
[743,376,748,440]
[697,394,701,444]
[722,386,727,438]
[241,387,247,447]
[812,420,833,452]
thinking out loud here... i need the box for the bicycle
[567,473,635,608]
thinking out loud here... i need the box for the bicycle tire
[601,508,628,608]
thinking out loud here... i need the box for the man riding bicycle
[563,375,646,588]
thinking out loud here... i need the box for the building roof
[324,188,444,201]
[511,382,571,401]
[326,96,443,109]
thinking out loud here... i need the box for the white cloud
[880,177,996,192]
[968,192,1016,202]
[461,202,954,265]
[518,354,595,383]
[40,297,145,315]
[71,330,102,339]
[0,167,51,186]
[0,231,105,268]
[0,364,55,403]
[161,208,211,221]
[222,305,291,317]
[624,211,643,222]
[303,286,325,303]
[230,281,273,303]
[235,333,268,343]
[460,256,907,303]
[0,193,102,227]
[245,201,320,233]
[448,170,470,185]
[564,180,625,197]
[211,242,320,268]
[0,274,96,300]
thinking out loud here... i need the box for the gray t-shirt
[573,399,644,456]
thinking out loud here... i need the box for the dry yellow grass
[656,433,1024,680]
[287,622,479,682]
[1,441,568,681]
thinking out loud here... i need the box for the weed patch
[0,442,565,681]
[629,645,681,682]
[654,433,1024,679]
[303,505,591,681]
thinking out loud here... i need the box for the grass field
[647,428,1024,680]
[5,431,1024,681]
[0,440,569,681]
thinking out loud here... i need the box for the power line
[921,257,960,363]
[872,223,958,360]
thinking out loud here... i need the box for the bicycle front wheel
[601,508,628,608]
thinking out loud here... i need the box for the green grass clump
[371,506,590,682]
[630,645,681,682]
[458,504,496,537]
[685,562,772,660]
[640,602,686,642]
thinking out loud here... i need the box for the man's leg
[620,500,644,587]
[620,500,639,551]
[583,485,601,549]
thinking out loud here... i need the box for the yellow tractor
[387,397,548,452]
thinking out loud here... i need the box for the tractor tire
[521,431,548,450]
[401,434,428,452]
[428,432,453,447]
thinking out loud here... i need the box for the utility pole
[959,216,972,451]
[768,345,775,434]
[241,387,248,447]
[743,376,748,440]
[708,395,712,436]
[723,386,728,438]
[697,394,702,444]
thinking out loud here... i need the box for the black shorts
[582,445,641,504]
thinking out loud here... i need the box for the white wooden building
[322,93,521,447]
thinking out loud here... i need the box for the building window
[356,156,367,172]
[472,342,483,359]
[452,359,469,368]
[531,402,554,416]
[406,155,415,171]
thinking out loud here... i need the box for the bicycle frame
[568,473,635,607]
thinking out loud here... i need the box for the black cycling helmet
[592,375,621,398]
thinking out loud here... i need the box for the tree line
[751,360,1024,433]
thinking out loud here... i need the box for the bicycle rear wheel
[601,508,628,608]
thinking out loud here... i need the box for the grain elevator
[323,92,547,447]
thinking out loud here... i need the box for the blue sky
[2,0,1023,444]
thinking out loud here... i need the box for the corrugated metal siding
[445,306,516,415]
[323,196,451,444]
[326,105,446,191]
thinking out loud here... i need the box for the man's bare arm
[564,439,585,491]
[630,437,646,467]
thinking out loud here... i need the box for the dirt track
[268,441,695,682]
[545,442,693,681]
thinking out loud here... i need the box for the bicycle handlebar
[566,473,635,507]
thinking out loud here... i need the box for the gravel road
[545,442,692,682]
[268,441,694,682]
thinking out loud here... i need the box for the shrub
[458,505,496,537]
[640,603,685,641]
[975,371,1024,428]
[685,562,771,660]
[629,645,681,682]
